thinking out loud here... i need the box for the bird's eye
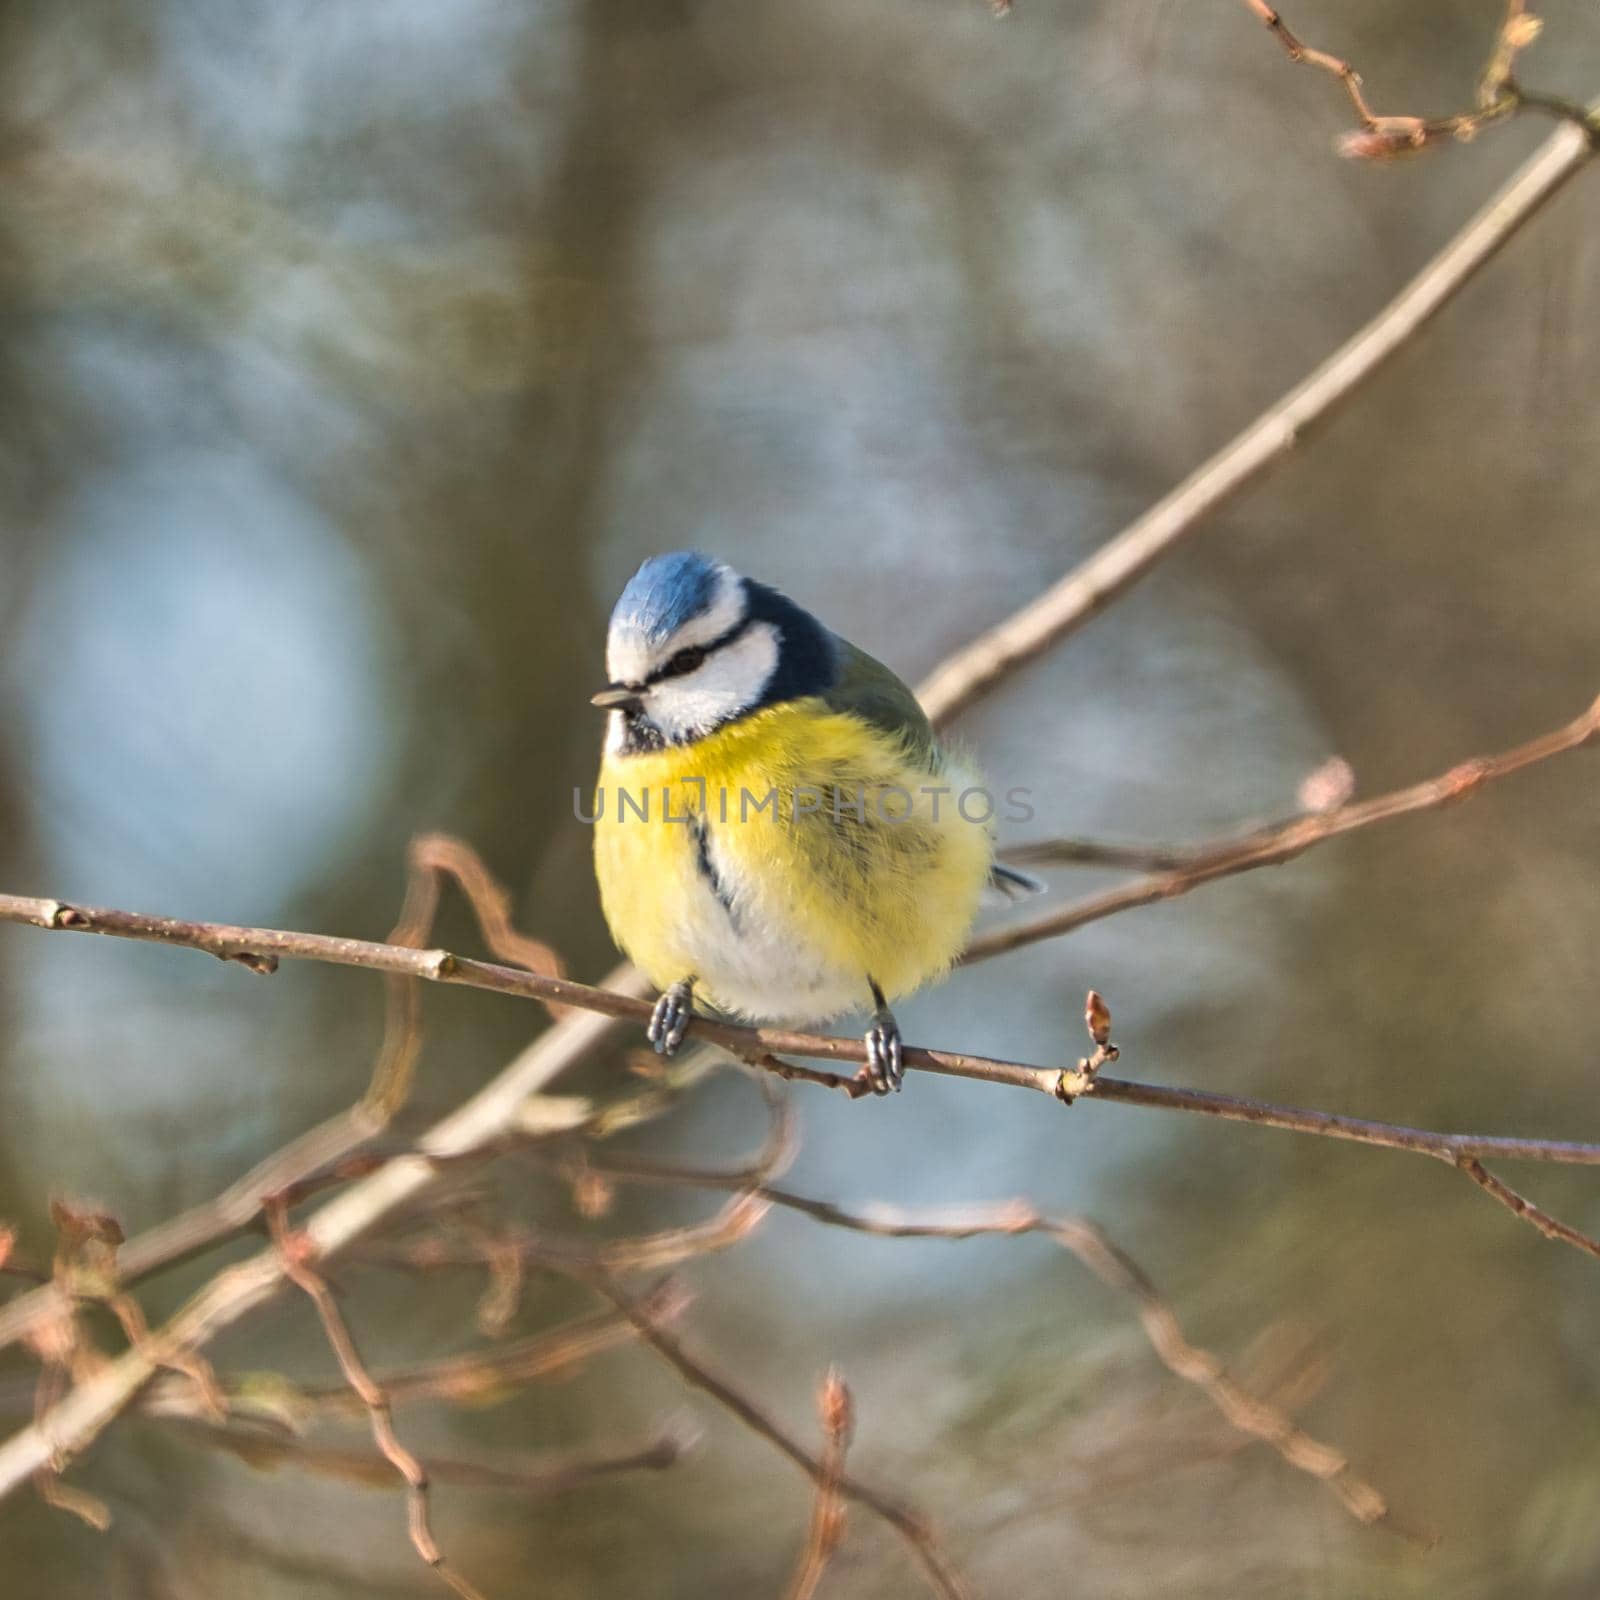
[659,644,707,679]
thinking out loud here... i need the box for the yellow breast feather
[593,700,992,1019]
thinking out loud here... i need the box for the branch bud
[819,1366,855,1444]
[573,1170,616,1219]
[1298,756,1355,814]
[1085,990,1112,1048]
[1337,125,1428,162]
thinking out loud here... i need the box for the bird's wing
[823,639,1046,902]
[821,636,940,767]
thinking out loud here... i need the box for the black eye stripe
[645,613,755,685]
[659,644,707,678]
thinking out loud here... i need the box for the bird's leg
[863,977,904,1095]
[647,976,697,1056]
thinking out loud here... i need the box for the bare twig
[578,1270,972,1600]
[1243,0,1597,160]
[913,110,1600,726]
[1244,0,1499,155]
[965,693,1600,961]
[169,1416,688,1498]
[0,980,642,1499]
[1455,1160,1600,1261]
[1480,0,1540,109]
[785,1368,855,1600]
[265,1198,488,1600]
[27,1323,110,1533]
[568,1158,1407,1536]
[0,1112,374,1354]
[578,986,1600,1275]
[368,1194,773,1278]
[401,833,567,992]
[1068,1075,1600,1167]
[291,1300,679,1413]
[108,1303,673,1445]
[373,1072,794,1279]
[1245,0,1430,143]
[998,837,1203,872]
[0,860,445,1357]
[3,893,1598,1172]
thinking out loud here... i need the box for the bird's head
[594,552,835,748]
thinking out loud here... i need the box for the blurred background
[2,1,1599,1594]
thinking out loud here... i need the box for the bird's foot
[647,978,696,1056]
[864,981,903,1095]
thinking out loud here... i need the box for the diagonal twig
[965,693,1600,961]
[1244,0,1531,157]
[165,1414,688,1498]
[575,1268,973,1600]
[264,1198,488,1600]
[913,107,1600,726]
[1454,1160,1600,1260]
[565,1155,1415,1538]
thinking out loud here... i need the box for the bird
[590,552,1035,1094]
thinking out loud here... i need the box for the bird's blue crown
[609,551,727,646]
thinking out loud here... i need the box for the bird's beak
[591,685,642,711]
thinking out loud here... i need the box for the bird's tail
[988,861,1046,900]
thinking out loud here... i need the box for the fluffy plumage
[592,552,999,1084]
[595,699,991,1020]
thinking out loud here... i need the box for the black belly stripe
[690,815,739,925]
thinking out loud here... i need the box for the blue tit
[590,552,1034,1094]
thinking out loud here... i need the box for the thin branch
[28,1328,110,1532]
[289,1300,678,1413]
[1480,0,1533,106]
[167,1415,688,1498]
[577,1269,972,1600]
[785,1368,855,1600]
[1455,1160,1600,1260]
[366,1194,773,1278]
[570,1158,1410,1537]
[265,1199,487,1600]
[98,1304,672,1448]
[912,108,1600,726]
[0,979,642,1498]
[400,832,567,996]
[1241,0,1530,156]
[1068,1074,1600,1167]
[0,1111,373,1356]
[561,986,1600,1274]
[965,693,1600,962]
[3,892,1599,1173]
[370,1074,794,1279]
[0,855,452,1355]
[998,837,1204,872]
[1076,1079,1600,1265]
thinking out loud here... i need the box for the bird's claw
[864,1010,904,1095]
[647,979,695,1056]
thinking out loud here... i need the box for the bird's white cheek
[647,624,779,742]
